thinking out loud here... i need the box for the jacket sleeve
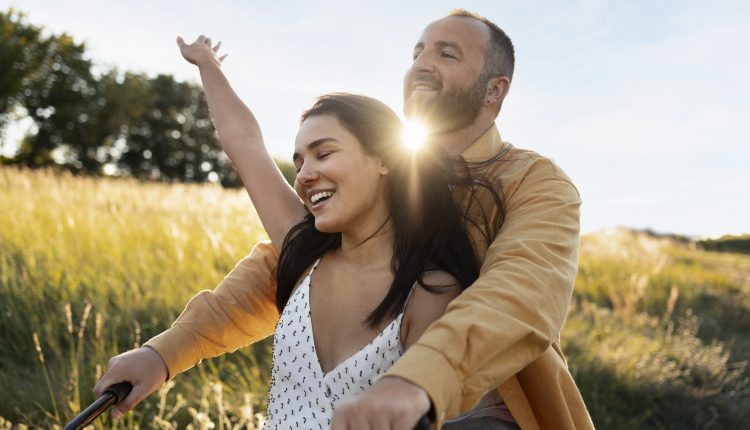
[144,240,280,378]
[385,159,581,425]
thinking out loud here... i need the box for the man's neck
[429,116,495,156]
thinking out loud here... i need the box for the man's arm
[375,158,581,428]
[95,241,280,418]
[330,157,581,429]
[145,240,281,377]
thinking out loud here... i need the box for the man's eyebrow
[412,41,463,56]
[292,137,338,162]
[436,41,463,56]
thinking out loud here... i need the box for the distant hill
[698,234,750,255]
[616,227,750,256]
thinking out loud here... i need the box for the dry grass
[2,168,749,429]
[0,167,271,428]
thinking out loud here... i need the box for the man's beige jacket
[146,126,595,429]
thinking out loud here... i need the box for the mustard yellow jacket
[146,126,594,429]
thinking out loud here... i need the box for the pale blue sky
[6,0,750,237]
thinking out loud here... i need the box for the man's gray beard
[404,75,487,134]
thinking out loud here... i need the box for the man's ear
[485,76,510,106]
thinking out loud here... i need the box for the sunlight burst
[402,120,427,152]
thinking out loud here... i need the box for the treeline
[0,8,295,186]
[698,234,750,255]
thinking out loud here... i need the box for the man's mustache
[407,73,443,92]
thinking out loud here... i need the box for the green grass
[569,228,750,429]
[0,166,271,428]
[1,168,749,429]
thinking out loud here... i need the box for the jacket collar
[459,124,507,162]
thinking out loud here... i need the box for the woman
[96,36,499,428]
[264,94,479,429]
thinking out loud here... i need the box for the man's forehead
[416,16,489,48]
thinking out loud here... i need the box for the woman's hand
[93,347,169,419]
[177,35,227,68]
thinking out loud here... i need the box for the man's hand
[93,347,169,419]
[330,376,432,430]
[176,35,227,68]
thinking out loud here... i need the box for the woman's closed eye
[294,152,332,173]
[317,151,333,160]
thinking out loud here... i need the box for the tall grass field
[1,166,748,429]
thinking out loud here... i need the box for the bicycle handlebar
[62,382,132,430]
[63,382,431,429]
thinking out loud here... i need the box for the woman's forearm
[198,62,304,247]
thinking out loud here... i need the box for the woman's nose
[296,164,318,185]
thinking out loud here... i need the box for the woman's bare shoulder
[401,270,463,348]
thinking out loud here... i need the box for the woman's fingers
[176,34,225,65]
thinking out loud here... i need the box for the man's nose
[410,51,435,74]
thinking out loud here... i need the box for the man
[96,10,594,430]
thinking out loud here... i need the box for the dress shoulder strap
[397,277,424,339]
[305,257,322,278]
[402,279,420,314]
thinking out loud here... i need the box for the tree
[0,9,45,127]
[111,73,235,184]
[1,8,99,169]
[0,7,284,187]
[13,34,98,169]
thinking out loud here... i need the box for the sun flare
[402,120,427,152]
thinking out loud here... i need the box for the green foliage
[0,8,242,186]
[273,158,296,186]
[0,9,46,128]
[111,73,238,185]
[699,234,750,255]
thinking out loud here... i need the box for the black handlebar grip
[63,382,133,430]
[104,381,133,403]
[65,382,427,430]
[414,414,431,430]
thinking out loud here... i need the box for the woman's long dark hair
[276,93,503,327]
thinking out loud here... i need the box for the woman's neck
[336,220,394,269]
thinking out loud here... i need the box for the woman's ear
[378,160,389,176]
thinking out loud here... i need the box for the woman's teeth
[310,191,334,204]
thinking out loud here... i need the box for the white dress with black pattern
[262,260,408,429]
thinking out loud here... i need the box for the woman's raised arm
[177,35,304,247]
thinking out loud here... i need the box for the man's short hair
[449,9,515,82]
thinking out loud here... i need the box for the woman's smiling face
[292,114,390,236]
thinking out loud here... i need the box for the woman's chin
[313,219,338,234]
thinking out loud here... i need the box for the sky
[5,0,750,238]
